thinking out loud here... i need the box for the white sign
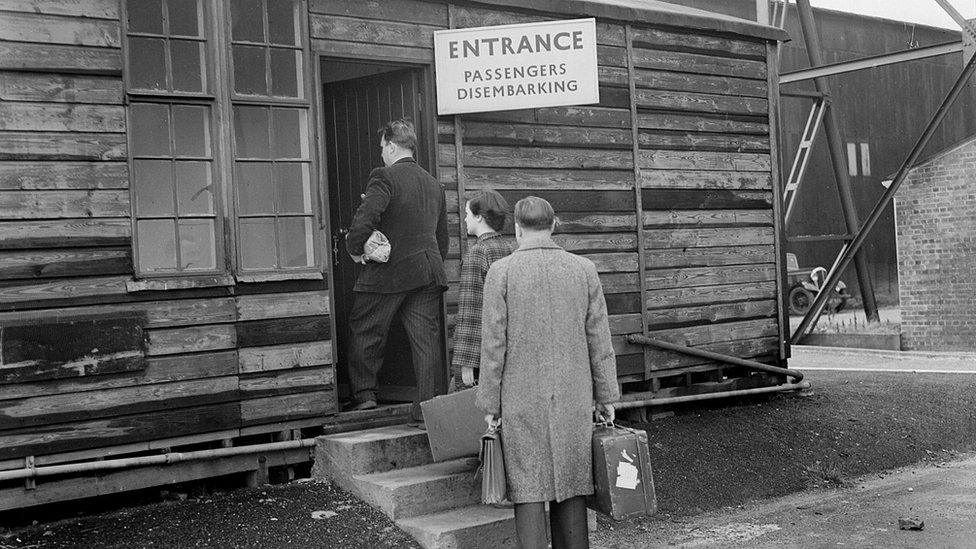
[433,18,600,115]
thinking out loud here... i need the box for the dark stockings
[513,496,588,549]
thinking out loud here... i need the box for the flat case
[589,425,657,521]
[420,387,484,462]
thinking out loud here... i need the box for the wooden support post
[24,456,36,491]
[246,456,269,488]
[768,40,791,362]
[624,24,656,393]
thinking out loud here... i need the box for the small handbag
[363,230,390,263]
[478,423,507,505]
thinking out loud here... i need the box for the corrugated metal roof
[475,0,790,42]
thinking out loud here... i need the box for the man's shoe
[342,399,377,412]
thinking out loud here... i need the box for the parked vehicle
[786,253,852,315]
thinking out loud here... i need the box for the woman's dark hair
[377,118,417,154]
[468,190,510,232]
[514,196,555,231]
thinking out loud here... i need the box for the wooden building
[0,0,788,507]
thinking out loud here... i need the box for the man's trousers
[347,282,446,420]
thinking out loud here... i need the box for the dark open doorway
[320,59,440,408]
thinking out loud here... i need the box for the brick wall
[896,138,976,351]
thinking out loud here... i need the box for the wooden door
[322,67,428,402]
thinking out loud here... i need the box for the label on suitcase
[420,387,484,462]
[589,425,657,521]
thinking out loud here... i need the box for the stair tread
[320,424,427,445]
[396,504,514,534]
[354,457,480,488]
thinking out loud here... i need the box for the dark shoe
[342,399,377,412]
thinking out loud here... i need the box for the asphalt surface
[599,455,976,548]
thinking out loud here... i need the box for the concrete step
[354,457,481,520]
[312,425,432,495]
[396,505,517,549]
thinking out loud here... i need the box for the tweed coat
[476,236,619,503]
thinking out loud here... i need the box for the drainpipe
[627,334,804,382]
[0,439,316,482]
[615,381,812,410]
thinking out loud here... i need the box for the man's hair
[469,190,510,232]
[378,118,417,154]
[514,196,555,231]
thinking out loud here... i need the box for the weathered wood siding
[309,0,786,395]
[0,2,334,464]
[633,28,784,392]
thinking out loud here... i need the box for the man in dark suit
[344,118,448,420]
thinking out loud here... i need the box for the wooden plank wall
[631,26,782,392]
[0,2,334,463]
[436,4,646,377]
[308,0,786,396]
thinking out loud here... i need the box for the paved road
[791,345,976,374]
[601,455,976,548]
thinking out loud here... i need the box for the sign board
[433,18,600,115]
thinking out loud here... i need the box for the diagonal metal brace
[792,47,976,343]
[627,334,803,382]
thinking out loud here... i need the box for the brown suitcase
[589,424,657,521]
[420,387,484,462]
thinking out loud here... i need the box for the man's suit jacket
[346,157,448,293]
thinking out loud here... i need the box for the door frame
[312,53,444,416]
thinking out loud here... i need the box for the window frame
[123,0,227,278]
[123,0,322,280]
[224,0,322,276]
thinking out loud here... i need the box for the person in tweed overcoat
[476,196,619,549]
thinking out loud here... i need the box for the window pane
[133,159,174,215]
[234,106,270,158]
[237,162,274,215]
[233,45,267,95]
[138,219,177,272]
[232,0,265,42]
[175,161,213,215]
[179,218,216,270]
[240,218,277,269]
[275,163,310,214]
[267,0,298,46]
[172,105,210,157]
[130,103,171,156]
[279,217,314,268]
[128,37,167,90]
[272,108,306,159]
[170,40,204,92]
[270,48,299,98]
[128,0,164,34]
[167,0,200,37]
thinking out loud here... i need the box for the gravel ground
[5,369,976,548]
[1,479,420,549]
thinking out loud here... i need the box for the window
[230,0,304,99]
[859,142,871,176]
[130,102,218,272]
[124,0,317,277]
[125,0,221,275]
[846,141,872,178]
[126,0,207,94]
[234,105,314,270]
[229,0,315,273]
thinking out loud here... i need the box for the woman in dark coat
[476,196,619,548]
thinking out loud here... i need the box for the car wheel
[788,285,814,315]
